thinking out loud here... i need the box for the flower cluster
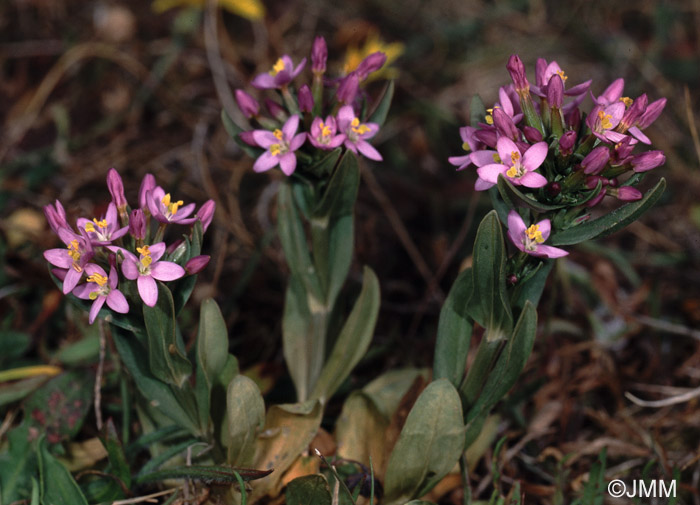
[450,55,666,259]
[234,36,387,176]
[44,169,214,322]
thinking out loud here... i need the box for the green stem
[459,337,503,413]
[281,85,300,116]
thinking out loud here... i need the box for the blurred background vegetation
[1,0,699,502]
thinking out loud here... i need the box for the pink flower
[586,102,626,143]
[43,228,94,294]
[507,211,568,259]
[118,242,185,307]
[251,55,306,89]
[251,115,306,176]
[308,116,345,150]
[72,264,128,324]
[336,105,382,161]
[77,202,129,245]
[476,137,548,190]
[147,187,197,225]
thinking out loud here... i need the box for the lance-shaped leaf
[510,260,554,312]
[311,151,360,305]
[465,300,537,426]
[278,182,324,302]
[383,380,465,504]
[286,475,332,505]
[310,266,380,402]
[135,465,273,485]
[497,175,565,212]
[37,435,89,505]
[99,419,131,489]
[369,80,395,126]
[306,147,342,179]
[282,275,314,402]
[550,178,666,246]
[226,375,265,467]
[143,283,191,388]
[434,268,474,388]
[466,211,513,341]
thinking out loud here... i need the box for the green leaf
[226,375,265,466]
[305,148,342,179]
[278,182,324,302]
[497,176,565,212]
[550,178,666,246]
[171,221,203,314]
[466,211,513,341]
[286,475,333,505]
[100,419,131,489]
[368,80,395,126]
[136,465,272,485]
[195,298,229,428]
[363,368,430,421]
[383,380,466,503]
[510,261,554,312]
[143,283,192,388]
[465,301,537,425]
[37,435,89,505]
[221,110,261,158]
[433,268,473,388]
[470,95,486,127]
[310,266,380,402]
[112,329,200,435]
[282,275,314,402]
[311,151,360,305]
[0,425,34,503]
[0,376,46,407]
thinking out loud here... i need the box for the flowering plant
[435,55,667,455]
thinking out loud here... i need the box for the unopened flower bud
[607,186,642,201]
[196,199,215,233]
[586,187,605,207]
[631,151,665,173]
[107,168,127,211]
[265,99,286,122]
[492,107,518,140]
[356,51,387,80]
[44,200,68,234]
[239,130,258,146]
[566,107,581,130]
[129,209,146,240]
[139,173,156,210]
[235,89,260,118]
[473,128,497,148]
[522,126,543,143]
[585,176,604,189]
[298,84,314,113]
[546,181,562,197]
[337,72,359,104]
[185,255,210,275]
[311,36,327,74]
[581,146,610,175]
[507,274,518,285]
[558,130,577,156]
[506,54,529,94]
[547,74,564,109]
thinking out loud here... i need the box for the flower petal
[476,163,507,184]
[44,249,72,269]
[279,153,297,175]
[628,126,651,145]
[150,261,185,281]
[89,296,106,324]
[470,150,498,167]
[536,219,551,241]
[474,178,494,191]
[448,154,472,170]
[138,275,158,307]
[149,242,167,262]
[518,171,548,188]
[337,105,355,130]
[535,244,569,258]
[72,283,94,300]
[282,115,300,140]
[63,268,82,294]
[522,142,548,171]
[121,258,139,280]
[251,73,276,89]
[253,151,280,173]
[251,129,278,148]
[357,140,383,161]
[507,210,527,238]
[496,137,519,164]
[106,290,129,313]
[289,132,307,151]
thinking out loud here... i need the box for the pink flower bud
[139,173,156,210]
[473,129,497,148]
[337,72,359,104]
[298,84,314,113]
[265,98,286,122]
[547,74,564,108]
[185,255,210,275]
[558,131,577,156]
[492,107,518,140]
[239,130,257,146]
[608,186,642,201]
[612,137,635,164]
[581,146,610,175]
[631,150,665,172]
[535,58,547,87]
[107,168,127,210]
[235,89,259,118]
[129,209,146,240]
[196,199,215,233]
[356,52,386,80]
[586,187,605,207]
[566,107,581,130]
[311,36,327,74]
[44,200,68,234]
[506,54,529,93]
[522,126,543,143]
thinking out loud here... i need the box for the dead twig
[625,385,700,408]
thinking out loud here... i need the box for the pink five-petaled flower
[44,228,94,294]
[251,55,306,90]
[77,202,129,245]
[73,264,128,324]
[337,105,382,161]
[507,211,568,259]
[147,187,197,225]
[119,243,185,307]
[586,102,626,143]
[252,115,306,175]
[309,116,345,150]
[476,137,548,190]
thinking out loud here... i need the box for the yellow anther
[492,153,501,163]
[526,224,545,243]
[320,122,332,137]
[350,117,371,135]
[270,143,282,156]
[93,218,107,229]
[506,166,519,178]
[462,142,471,152]
[273,129,284,140]
[137,245,151,257]
[87,273,108,287]
[84,222,96,233]
[67,240,81,262]
[620,96,633,107]
[89,292,98,300]
[510,151,521,165]
[351,118,360,128]
[485,115,494,125]
[556,69,568,82]
[269,58,285,76]
[162,193,184,215]
[141,256,153,268]
[597,110,613,130]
